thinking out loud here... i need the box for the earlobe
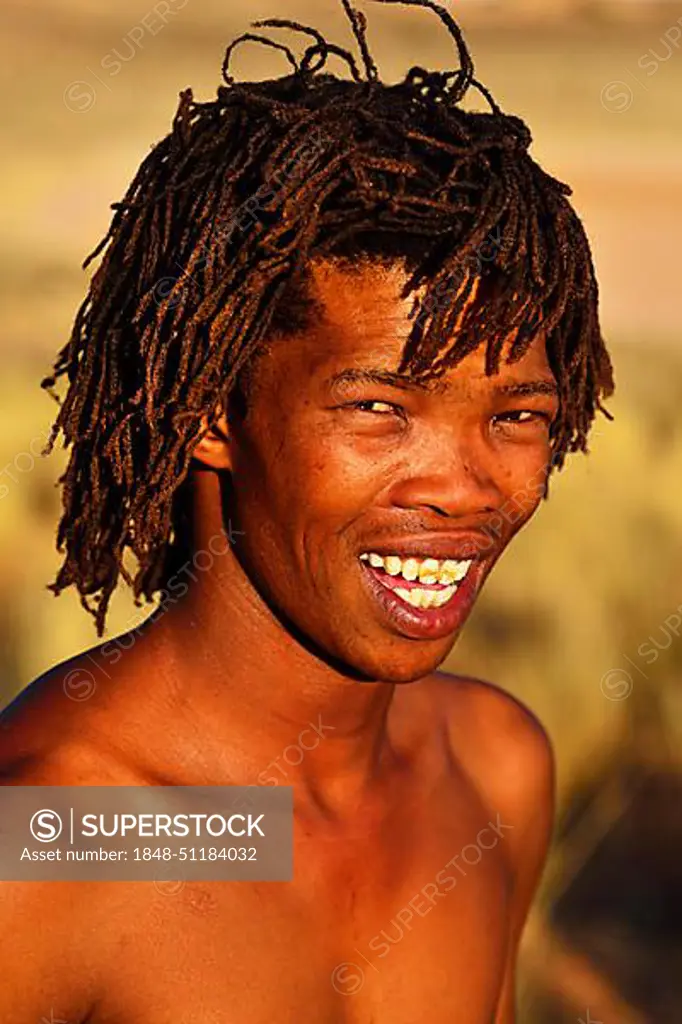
[191,412,232,471]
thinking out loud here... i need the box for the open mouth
[358,550,479,641]
[359,552,472,609]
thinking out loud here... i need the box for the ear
[192,411,232,471]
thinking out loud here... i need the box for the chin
[346,637,460,685]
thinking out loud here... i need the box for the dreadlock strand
[340,1,379,82]
[367,0,474,100]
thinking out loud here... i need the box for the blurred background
[1,0,681,1019]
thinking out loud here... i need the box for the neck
[149,475,400,814]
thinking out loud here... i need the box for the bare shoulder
[419,674,556,1019]
[429,670,554,772]
[0,635,169,1021]
[422,670,555,851]
[0,636,155,785]
[0,646,147,1022]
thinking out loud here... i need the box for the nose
[388,428,504,519]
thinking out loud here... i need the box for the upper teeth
[360,553,472,585]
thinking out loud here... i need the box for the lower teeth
[393,584,457,610]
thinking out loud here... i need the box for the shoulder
[428,670,554,781]
[424,671,555,857]
[0,640,153,785]
[0,658,125,1018]
[0,680,130,1021]
[426,666,552,747]
[423,674,555,1018]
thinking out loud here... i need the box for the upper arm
[490,710,555,1022]
[0,879,96,1023]
[0,670,137,1021]
[0,752,108,1023]
[438,674,555,1023]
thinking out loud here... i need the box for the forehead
[309,258,427,345]
[295,258,552,381]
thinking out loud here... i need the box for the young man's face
[219,260,559,683]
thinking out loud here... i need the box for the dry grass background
[1,1,681,1019]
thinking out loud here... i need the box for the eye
[491,409,553,436]
[497,410,538,423]
[493,410,552,425]
[349,400,403,416]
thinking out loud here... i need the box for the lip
[358,551,488,642]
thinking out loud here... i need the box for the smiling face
[201,259,559,683]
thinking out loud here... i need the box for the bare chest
[93,793,511,1024]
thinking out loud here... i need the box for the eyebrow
[327,368,447,394]
[494,380,559,399]
[327,368,559,399]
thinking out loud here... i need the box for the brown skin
[0,260,556,1023]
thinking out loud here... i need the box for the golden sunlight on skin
[188,258,559,686]
[0,258,557,1024]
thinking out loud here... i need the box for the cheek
[471,487,544,565]
[272,414,388,514]
[230,419,374,555]
[483,445,550,541]
[306,436,387,512]
[500,462,549,530]
[493,431,551,487]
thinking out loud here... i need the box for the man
[0,1,613,1020]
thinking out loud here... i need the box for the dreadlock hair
[41,0,614,637]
